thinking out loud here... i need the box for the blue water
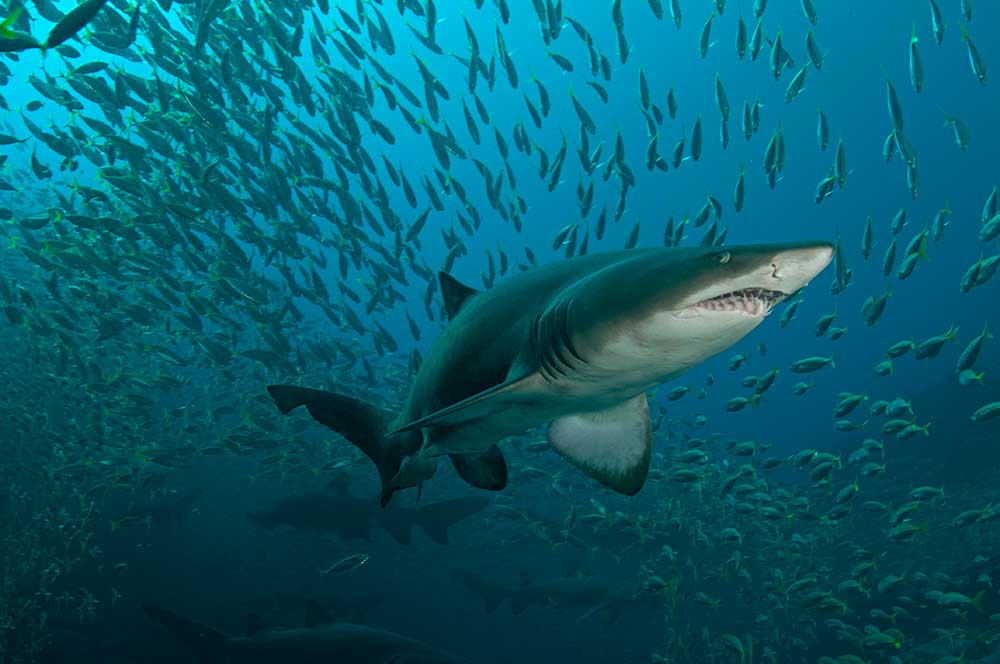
[1,0,999,662]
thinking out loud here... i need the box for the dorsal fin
[304,600,333,628]
[438,271,480,320]
[246,613,266,637]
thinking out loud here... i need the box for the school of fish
[1,0,999,662]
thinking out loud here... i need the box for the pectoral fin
[386,372,536,435]
[547,394,651,495]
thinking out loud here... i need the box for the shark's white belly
[427,311,763,457]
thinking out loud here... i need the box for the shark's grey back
[398,248,669,425]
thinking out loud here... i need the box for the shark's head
[657,241,835,318]
[562,242,834,397]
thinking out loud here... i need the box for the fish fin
[481,592,504,614]
[510,589,532,615]
[456,571,506,613]
[245,613,266,637]
[379,512,413,546]
[142,604,228,656]
[438,271,480,319]
[449,445,508,492]
[387,372,535,435]
[266,385,401,507]
[304,600,334,628]
[576,600,611,624]
[547,394,652,495]
[0,7,22,37]
[415,496,491,545]
[387,452,439,496]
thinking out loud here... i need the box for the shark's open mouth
[694,288,785,315]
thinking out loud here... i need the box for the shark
[143,603,473,663]
[268,242,833,505]
[451,569,667,625]
[248,473,490,545]
[239,589,394,628]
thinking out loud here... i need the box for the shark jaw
[686,287,787,316]
[669,243,835,320]
[576,243,835,391]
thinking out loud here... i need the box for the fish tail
[0,7,22,38]
[266,384,402,507]
[414,495,490,546]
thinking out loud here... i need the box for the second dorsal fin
[304,600,333,628]
[438,271,480,320]
[246,613,266,637]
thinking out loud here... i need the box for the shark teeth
[695,288,785,316]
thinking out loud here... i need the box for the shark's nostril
[770,263,781,279]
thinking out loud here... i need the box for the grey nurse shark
[248,472,490,545]
[451,569,666,625]
[144,604,472,663]
[269,242,833,505]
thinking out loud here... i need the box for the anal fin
[414,496,491,546]
[449,445,508,491]
[388,453,439,493]
[547,394,651,495]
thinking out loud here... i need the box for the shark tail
[143,604,228,657]
[266,385,401,507]
[478,590,505,614]
[476,586,507,614]
[510,593,530,616]
[452,570,508,613]
[415,496,492,545]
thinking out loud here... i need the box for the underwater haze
[1,0,999,662]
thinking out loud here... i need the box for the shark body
[248,474,489,545]
[269,243,833,505]
[143,604,472,664]
[451,569,667,624]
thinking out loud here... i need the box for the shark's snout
[769,242,835,292]
[682,242,835,318]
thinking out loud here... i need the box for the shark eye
[717,251,731,265]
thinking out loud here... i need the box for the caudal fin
[415,496,491,545]
[142,604,228,657]
[266,385,401,506]
[452,569,509,613]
